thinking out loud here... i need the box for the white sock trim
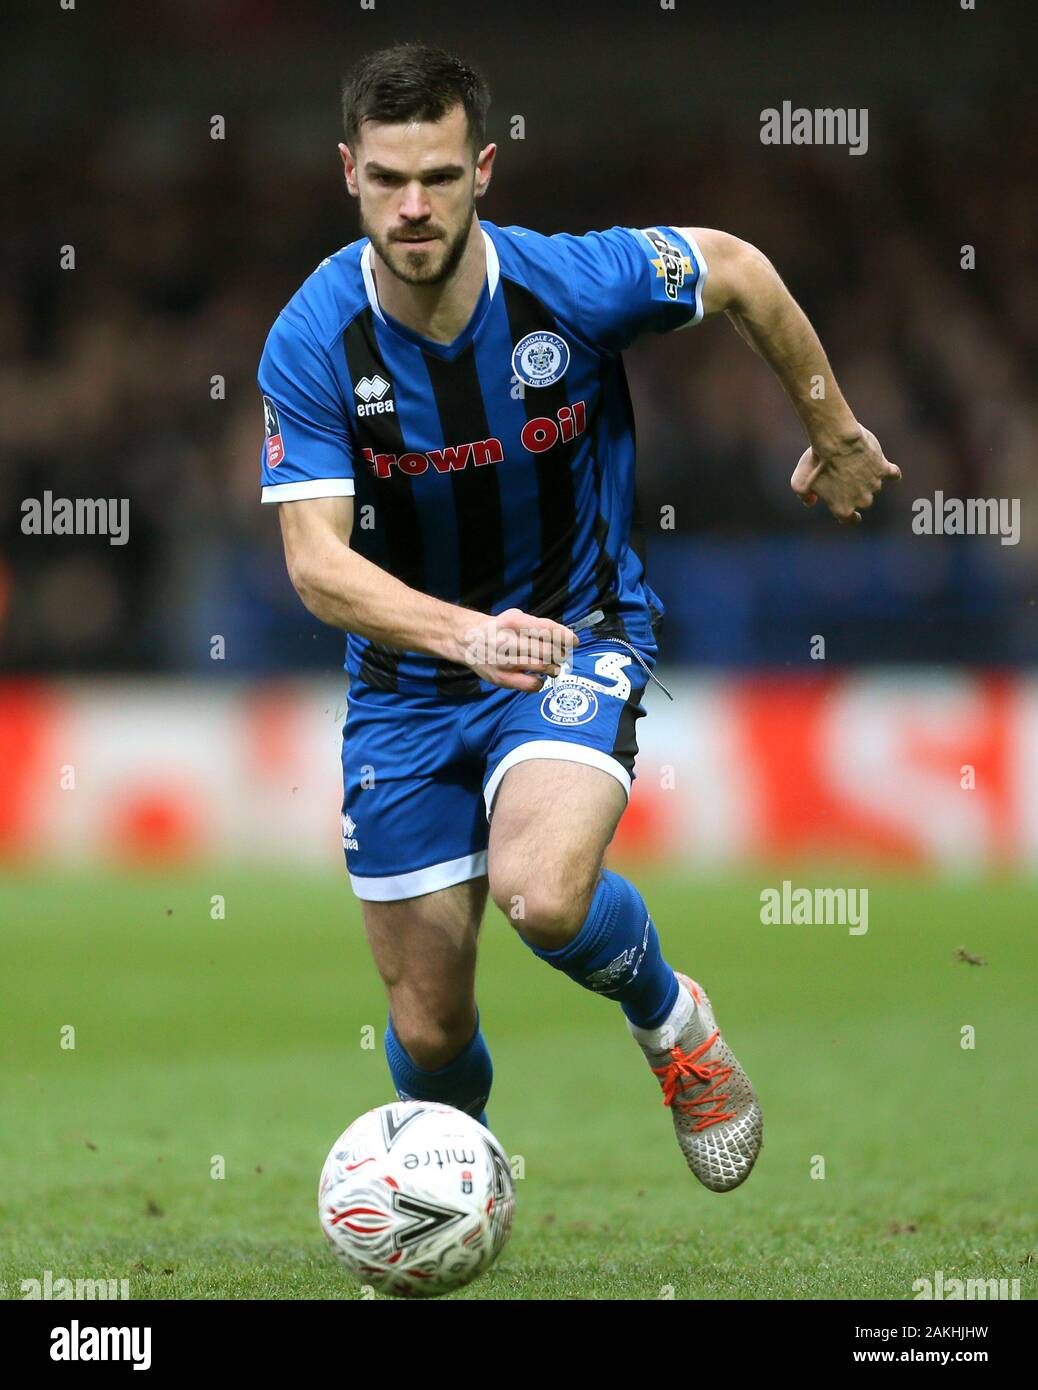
[628,979,695,1048]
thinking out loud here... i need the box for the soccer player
[258,44,898,1192]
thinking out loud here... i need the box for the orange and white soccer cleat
[628,973,763,1192]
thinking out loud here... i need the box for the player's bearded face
[360,195,474,288]
[352,109,485,287]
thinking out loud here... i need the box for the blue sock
[525,869,678,1029]
[384,1012,493,1128]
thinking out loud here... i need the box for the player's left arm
[678,227,901,524]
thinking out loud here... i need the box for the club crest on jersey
[262,395,285,467]
[640,228,692,302]
[540,679,599,726]
[511,331,570,388]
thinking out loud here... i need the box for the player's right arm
[276,494,574,692]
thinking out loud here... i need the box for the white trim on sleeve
[675,229,709,328]
[261,478,356,504]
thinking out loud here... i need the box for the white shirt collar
[361,226,498,324]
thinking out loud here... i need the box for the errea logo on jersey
[341,813,359,851]
[355,374,396,417]
[640,229,692,302]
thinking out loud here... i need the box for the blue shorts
[340,630,658,901]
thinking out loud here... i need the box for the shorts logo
[262,395,285,468]
[511,331,570,388]
[540,680,599,726]
[341,812,359,851]
[546,651,634,704]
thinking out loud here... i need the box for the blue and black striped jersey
[258,220,707,697]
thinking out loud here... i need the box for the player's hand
[453,607,579,692]
[790,424,900,525]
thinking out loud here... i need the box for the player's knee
[489,865,594,942]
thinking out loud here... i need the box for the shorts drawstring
[569,608,674,702]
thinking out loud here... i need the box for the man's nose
[398,181,431,221]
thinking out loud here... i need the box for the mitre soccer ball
[318,1101,515,1298]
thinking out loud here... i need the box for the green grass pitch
[1,865,1035,1300]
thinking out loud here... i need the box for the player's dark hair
[341,43,491,159]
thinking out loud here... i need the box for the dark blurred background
[2,0,1034,674]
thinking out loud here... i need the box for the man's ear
[474,142,497,199]
[338,142,358,197]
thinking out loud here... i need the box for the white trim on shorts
[482,739,632,821]
[348,849,488,903]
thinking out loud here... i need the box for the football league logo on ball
[540,680,598,726]
[511,331,571,388]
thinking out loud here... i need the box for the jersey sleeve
[551,225,708,354]
[257,310,355,504]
